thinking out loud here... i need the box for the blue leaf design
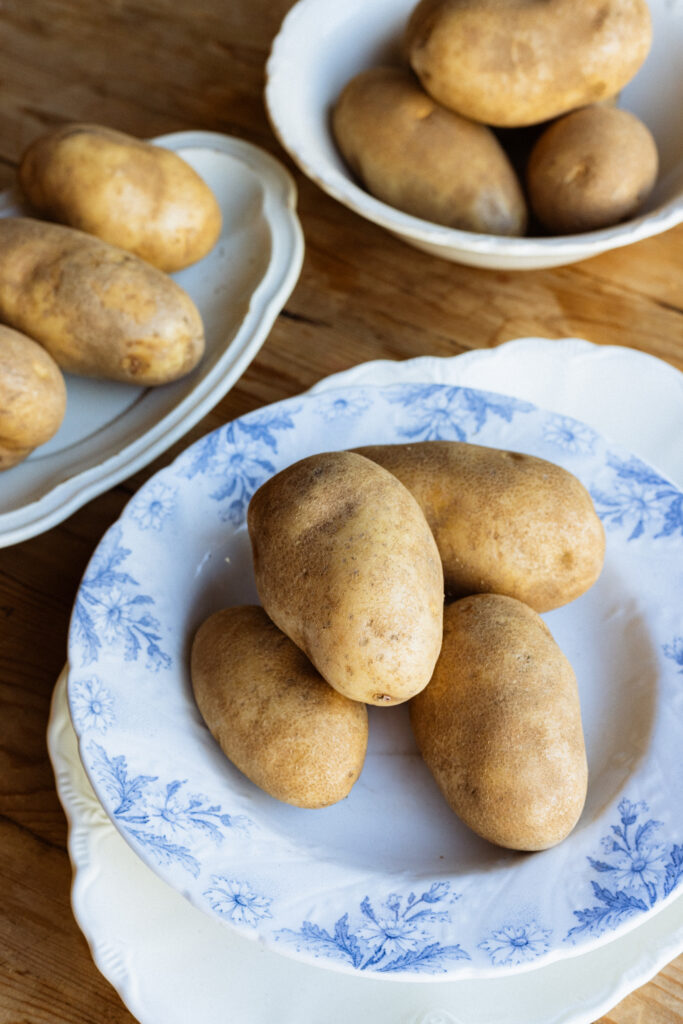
[567,881,649,940]
[587,858,616,873]
[88,742,156,820]
[378,942,470,973]
[333,915,364,968]
[663,846,683,897]
[126,827,200,877]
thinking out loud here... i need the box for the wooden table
[0,2,681,1022]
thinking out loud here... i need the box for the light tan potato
[411,594,588,851]
[332,66,527,235]
[526,105,659,234]
[0,218,204,385]
[247,451,444,706]
[406,0,652,127]
[191,606,368,808]
[0,324,66,470]
[19,123,222,272]
[354,441,605,612]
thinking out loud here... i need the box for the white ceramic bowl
[265,0,683,270]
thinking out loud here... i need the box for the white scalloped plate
[50,338,683,1023]
[0,130,304,547]
[65,345,683,981]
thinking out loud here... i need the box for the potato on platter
[247,451,444,706]
[526,105,659,234]
[19,123,222,272]
[0,324,66,470]
[406,0,652,127]
[191,606,368,809]
[354,440,605,612]
[332,66,527,235]
[410,594,588,851]
[0,218,204,386]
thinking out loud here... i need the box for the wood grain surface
[0,2,682,1022]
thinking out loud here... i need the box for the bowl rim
[265,0,683,256]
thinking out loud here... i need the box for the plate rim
[0,129,304,548]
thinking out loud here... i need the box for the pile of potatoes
[191,440,606,853]
[332,0,658,237]
[0,123,222,471]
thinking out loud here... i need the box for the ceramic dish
[66,378,683,981]
[50,337,683,1023]
[265,0,683,270]
[0,130,304,548]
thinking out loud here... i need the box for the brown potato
[354,441,605,612]
[526,105,659,234]
[19,123,222,272]
[247,451,444,706]
[0,324,66,470]
[0,218,204,386]
[191,606,368,808]
[410,594,588,851]
[406,0,652,127]
[332,66,527,235]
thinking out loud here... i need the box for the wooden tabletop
[1,2,682,1022]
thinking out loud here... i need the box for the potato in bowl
[266,0,683,268]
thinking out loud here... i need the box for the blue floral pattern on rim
[277,882,470,975]
[87,742,252,879]
[71,524,172,670]
[566,799,683,941]
[67,382,683,980]
[478,921,552,966]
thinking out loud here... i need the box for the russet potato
[354,440,605,611]
[332,66,527,235]
[527,105,659,234]
[410,594,588,851]
[247,450,444,706]
[0,324,66,470]
[0,218,204,386]
[406,0,652,128]
[19,123,222,272]
[191,605,368,809]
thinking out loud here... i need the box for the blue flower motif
[663,637,683,673]
[204,876,273,927]
[147,780,250,842]
[316,392,372,422]
[129,481,177,531]
[176,408,297,525]
[87,742,250,878]
[566,798,683,941]
[71,524,171,669]
[277,882,469,974]
[543,414,597,455]
[70,677,115,733]
[384,384,534,441]
[592,455,683,540]
[478,921,552,966]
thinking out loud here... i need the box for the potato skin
[332,66,527,235]
[191,606,368,809]
[19,124,222,272]
[0,218,204,385]
[526,105,659,234]
[0,324,66,470]
[406,0,652,127]
[247,451,444,706]
[410,594,588,851]
[354,441,605,612]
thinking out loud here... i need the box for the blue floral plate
[66,383,683,981]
